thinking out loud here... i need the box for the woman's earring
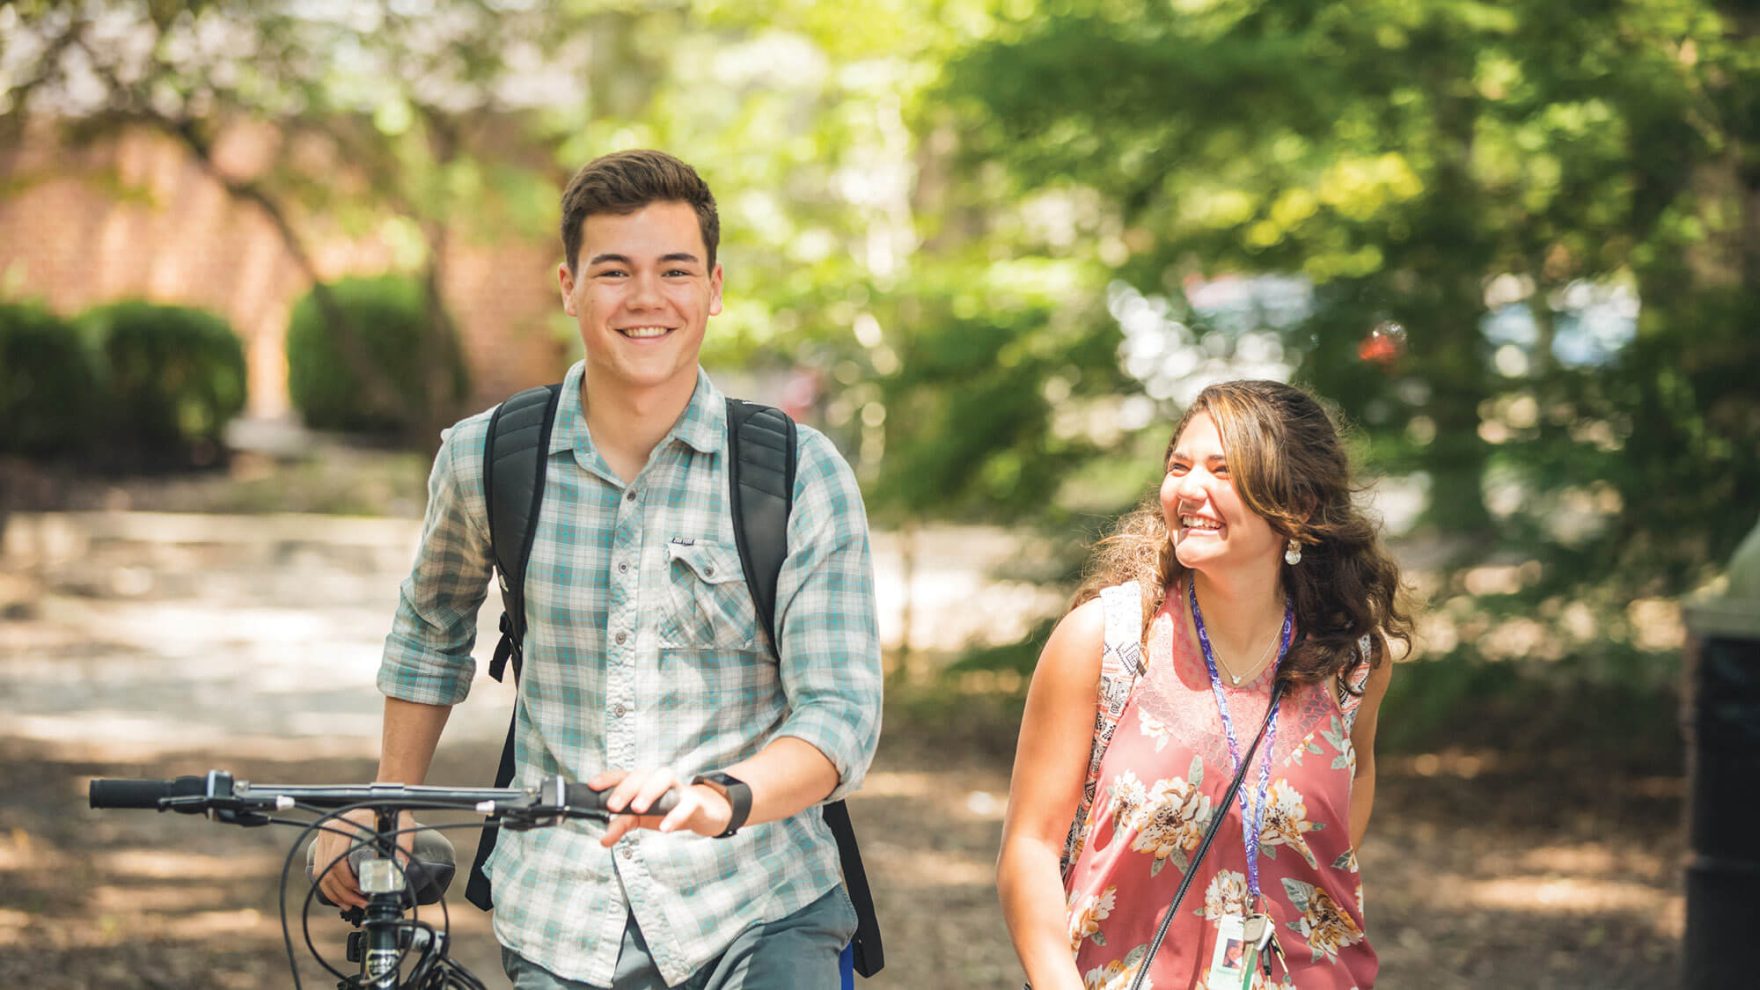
[1284,540,1303,565]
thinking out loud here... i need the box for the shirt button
[625,490,637,502]
[612,703,627,718]
[614,631,627,645]
[617,561,629,573]
[704,565,715,576]
[619,845,633,860]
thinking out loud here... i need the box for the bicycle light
[358,858,402,895]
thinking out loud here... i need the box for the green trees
[3,0,1751,641]
[941,0,1757,595]
[3,0,587,445]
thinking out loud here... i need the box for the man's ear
[707,263,724,317]
[558,261,577,316]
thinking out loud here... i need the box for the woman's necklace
[1192,587,1281,684]
[1221,633,1279,685]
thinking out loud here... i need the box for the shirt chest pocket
[657,540,759,651]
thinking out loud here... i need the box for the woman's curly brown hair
[1073,380,1413,687]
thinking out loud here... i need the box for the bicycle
[88,771,677,989]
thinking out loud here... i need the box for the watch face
[692,771,751,836]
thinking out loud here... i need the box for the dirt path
[0,732,1686,988]
[0,513,1684,987]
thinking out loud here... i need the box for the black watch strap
[690,771,753,838]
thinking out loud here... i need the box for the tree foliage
[2,0,591,444]
[941,0,1759,599]
[4,0,1753,628]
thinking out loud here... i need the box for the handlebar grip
[89,775,206,809]
[563,783,680,815]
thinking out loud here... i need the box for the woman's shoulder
[1051,595,1108,651]
[1032,597,1108,688]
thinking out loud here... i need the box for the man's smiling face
[559,199,723,395]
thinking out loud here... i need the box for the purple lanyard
[1188,581,1293,904]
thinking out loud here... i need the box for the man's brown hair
[559,150,720,273]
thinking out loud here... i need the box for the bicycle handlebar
[89,771,681,823]
[86,770,688,989]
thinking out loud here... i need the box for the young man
[315,150,884,989]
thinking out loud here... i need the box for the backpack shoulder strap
[724,398,884,979]
[1060,581,1149,877]
[1338,633,1378,731]
[724,397,796,651]
[484,383,562,685]
[466,381,559,913]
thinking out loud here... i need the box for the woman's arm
[1347,649,1395,849]
[998,598,1107,990]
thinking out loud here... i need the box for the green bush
[80,301,248,463]
[0,302,101,458]
[285,275,468,436]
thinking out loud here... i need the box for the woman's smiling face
[1160,411,1284,577]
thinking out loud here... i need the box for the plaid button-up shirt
[378,362,883,985]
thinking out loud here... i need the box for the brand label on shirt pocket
[658,540,758,650]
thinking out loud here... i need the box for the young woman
[998,380,1412,989]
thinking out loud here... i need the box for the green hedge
[80,302,248,463]
[0,302,100,458]
[285,275,468,436]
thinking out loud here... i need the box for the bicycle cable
[283,802,488,989]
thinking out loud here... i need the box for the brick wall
[0,125,569,422]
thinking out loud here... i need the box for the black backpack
[461,384,883,979]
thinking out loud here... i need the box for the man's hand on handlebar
[312,807,416,910]
[590,768,732,846]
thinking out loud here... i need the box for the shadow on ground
[2,706,1683,989]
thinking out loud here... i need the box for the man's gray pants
[501,885,856,990]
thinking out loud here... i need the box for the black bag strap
[485,383,563,686]
[724,399,795,649]
[465,382,560,911]
[727,398,883,977]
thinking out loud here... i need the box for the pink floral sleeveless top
[1063,584,1376,989]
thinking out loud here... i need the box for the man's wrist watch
[690,771,753,838]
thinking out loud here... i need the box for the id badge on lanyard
[1205,912,1274,989]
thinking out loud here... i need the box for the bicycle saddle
[306,825,457,907]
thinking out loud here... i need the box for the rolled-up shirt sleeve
[770,426,883,802]
[377,415,494,707]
